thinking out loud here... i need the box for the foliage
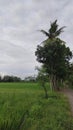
[0,75,21,82]
[40,20,65,39]
[24,76,37,82]
[67,63,73,88]
[0,75,37,83]
[36,66,49,98]
[0,83,72,129]
[35,20,72,90]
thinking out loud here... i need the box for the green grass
[0,82,72,130]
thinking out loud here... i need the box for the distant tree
[35,20,72,90]
[2,75,21,82]
[24,76,36,82]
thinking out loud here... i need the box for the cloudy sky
[0,0,73,78]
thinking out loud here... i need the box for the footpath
[62,88,73,114]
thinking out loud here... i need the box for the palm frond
[55,26,66,36]
[40,30,49,37]
[49,20,58,33]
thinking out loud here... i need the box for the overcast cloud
[0,0,73,78]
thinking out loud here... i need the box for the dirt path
[62,89,73,114]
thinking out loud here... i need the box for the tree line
[0,75,21,82]
[0,75,37,82]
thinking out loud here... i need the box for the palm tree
[40,20,65,39]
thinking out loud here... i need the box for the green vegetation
[0,20,73,130]
[0,82,72,130]
[67,63,73,88]
[35,20,72,90]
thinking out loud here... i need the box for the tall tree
[35,20,72,90]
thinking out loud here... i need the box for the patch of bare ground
[62,88,73,114]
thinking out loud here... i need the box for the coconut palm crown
[40,20,65,39]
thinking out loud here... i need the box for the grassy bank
[0,82,72,130]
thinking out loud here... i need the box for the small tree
[36,66,49,98]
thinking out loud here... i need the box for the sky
[0,0,73,78]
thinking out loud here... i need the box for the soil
[62,88,73,114]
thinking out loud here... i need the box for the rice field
[0,82,72,130]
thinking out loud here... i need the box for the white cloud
[0,0,72,78]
